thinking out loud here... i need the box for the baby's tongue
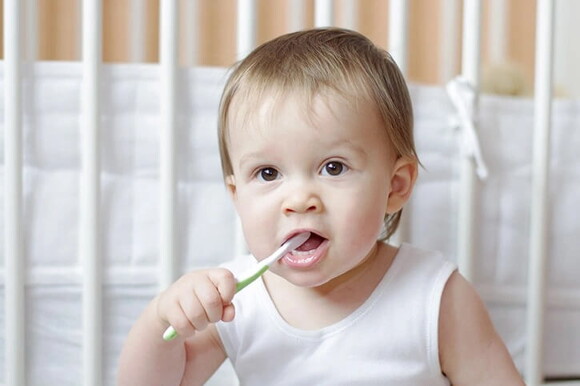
[294,233,324,252]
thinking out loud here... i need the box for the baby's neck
[262,242,398,330]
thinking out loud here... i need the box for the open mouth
[291,232,326,254]
[284,232,328,268]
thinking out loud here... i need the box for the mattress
[0,62,578,384]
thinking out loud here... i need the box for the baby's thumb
[222,303,235,322]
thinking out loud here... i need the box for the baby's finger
[222,303,236,322]
[166,300,196,338]
[208,269,237,303]
[194,280,228,324]
[180,293,211,331]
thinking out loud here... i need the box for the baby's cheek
[238,201,277,258]
[345,202,384,242]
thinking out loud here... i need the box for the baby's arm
[117,268,236,386]
[438,271,525,385]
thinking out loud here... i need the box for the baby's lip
[283,234,329,269]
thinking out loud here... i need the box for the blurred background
[0,0,579,97]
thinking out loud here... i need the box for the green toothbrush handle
[235,264,269,293]
[163,326,178,341]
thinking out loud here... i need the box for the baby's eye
[257,167,280,182]
[321,161,348,176]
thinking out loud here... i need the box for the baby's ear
[386,157,418,214]
[225,175,237,200]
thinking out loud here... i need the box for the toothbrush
[162,232,310,341]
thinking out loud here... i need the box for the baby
[118,28,524,385]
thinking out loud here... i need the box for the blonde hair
[218,27,416,240]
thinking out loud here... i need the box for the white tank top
[216,243,455,385]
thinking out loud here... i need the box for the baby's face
[226,92,398,288]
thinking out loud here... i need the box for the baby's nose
[282,190,323,215]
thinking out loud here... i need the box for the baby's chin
[264,267,333,289]
[277,265,361,292]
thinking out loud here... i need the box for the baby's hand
[156,268,237,338]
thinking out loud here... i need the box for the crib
[1,1,579,385]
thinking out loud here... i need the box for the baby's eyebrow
[237,151,268,169]
[324,138,367,158]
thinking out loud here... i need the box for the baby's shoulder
[390,243,456,284]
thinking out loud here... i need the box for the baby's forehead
[228,85,373,131]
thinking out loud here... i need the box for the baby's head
[218,28,417,240]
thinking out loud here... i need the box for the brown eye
[258,167,279,182]
[322,161,346,176]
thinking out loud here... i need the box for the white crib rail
[387,0,410,247]
[488,0,509,63]
[182,0,199,66]
[526,0,556,384]
[439,0,461,83]
[338,0,358,30]
[388,0,409,75]
[233,0,259,257]
[315,0,334,28]
[81,0,103,385]
[4,1,26,384]
[129,0,147,62]
[237,0,257,60]
[160,0,179,291]
[457,0,482,282]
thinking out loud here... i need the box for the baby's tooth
[291,249,315,256]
